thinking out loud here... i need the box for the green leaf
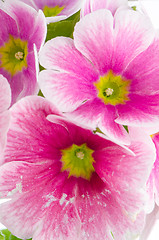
[0,229,10,240]
[38,89,44,97]
[0,230,32,240]
[46,11,80,41]
[123,125,129,133]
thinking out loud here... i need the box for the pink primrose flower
[0,0,47,105]
[81,0,128,17]
[18,0,83,23]
[39,8,159,145]
[0,96,156,240]
[0,74,11,153]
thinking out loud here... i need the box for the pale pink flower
[39,8,159,145]
[18,0,83,23]
[146,132,159,213]
[0,0,47,105]
[81,0,128,17]
[0,96,155,240]
[0,74,11,153]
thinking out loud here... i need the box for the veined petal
[123,35,159,95]
[0,161,70,239]
[3,96,66,166]
[99,105,130,145]
[39,37,98,79]
[112,8,155,73]
[0,96,155,239]
[74,9,114,75]
[39,70,97,112]
[116,94,159,127]
[1,0,46,51]
[81,0,128,17]
[0,9,18,45]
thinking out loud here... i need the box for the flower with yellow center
[43,5,65,17]
[94,70,131,106]
[61,143,95,180]
[0,35,28,76]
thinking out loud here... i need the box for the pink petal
[139,204,159,240]
[74,9,114,75]
[39,37,98,79]
[32,0,82,15]
[3,96,65,165]
[0,161,70,239]
[0,9,18,45]
[0,75,11,154]
[1,0,46,51]
[39,70,97,112]
[65,98,103,131]
[123,35,159,95]
[66,99,130,145]
[95,127,155,190]
[0,111,10,155]
[116,94,159,127]
[99,105,130,145]
[0,96,155,239]
[147,134,159,209]
[112,8,155,73]
[81,0,128,17]
[0,75,11,112]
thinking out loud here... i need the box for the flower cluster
[0,0,159,240]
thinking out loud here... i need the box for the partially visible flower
[81,0,128,17]
[139,204,159,240]
[18,0,83,23]
[0,0,47,105]
[0,96,155,240]
[39,8,159,145]
[146,132,159,213]
[0,74,11,154]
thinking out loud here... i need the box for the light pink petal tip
[0,75,11,154]
[74,9,114,75]
[81,0,128,17]
[112,8,155,73]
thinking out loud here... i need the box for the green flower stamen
[0,35,28,76]
[61,143,95,180]
[94,70,131,106]
[43,5,65,17]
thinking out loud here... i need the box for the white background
[1,0,159,240]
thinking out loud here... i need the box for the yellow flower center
[61,143,95,180]
[43,5,65,17]
[94,70,131,106]
[0,35,28,76]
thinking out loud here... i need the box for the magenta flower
[39,8,159,144]
[0,0,46,104]
[0,96,155,240]
[0,74,11,154]
[81,0,128,17]
[19,0,83,23]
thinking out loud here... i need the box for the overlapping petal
[112,8,154,73]
[74,9,114,75]
[39,8,159,144]
[0,96,156,239]
[18,0,83,23]
[0,0,47,104]
[81,0,128,17]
